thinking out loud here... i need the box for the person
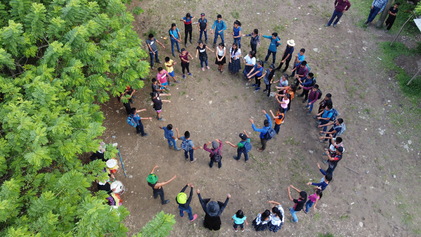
[243,51,256,78]
[263,64,276,97]
[178,130,202,163]
[307,172,332,191]
[169,23,182,57]
[269,108,285,134]
[290,48,306,77]
[274,73,289,89]
[319,118,345,141]
[146,165,177,205]
[316,104,335,132]
[275,93,290,114]
[251,210,271,231]
[262,32,281,65]
[197,13,208,43]
[293,61,309,83]
[127,108,152,137]
[164,57,178,83]
[179,48,194,79]
[243,29,260,53]
[275,39,295,72]
[324,146,344,174]
[203,139,223,168]
[225,131,252,162]
[181,13,194,46]
[195,40,214,71]
[151,78,171,95]
[287,185,307,223]
[250,110,272,151]
[146,34,165,68]
[316,93,333,115]
[119,86,136,115]
[385,3,400,31]
[304,188,323,214]
[267,200,285,232]
[232,20,242,48]
[297,72,316,102]
[90,142,107,162]
[211,14,227,47]
[176,183,198,221]
[215,43,227,73]
[159,124,181,151]
[150,92,170,121]
[325,0,352,28]
[305,84,321,114]
[156,67,171,87]
[228,43,242,74]
[197,189,231,231]
[365,0,388,25]
[232,210,248,232]
[247,60,265,91]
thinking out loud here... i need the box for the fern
[136,211,176,237]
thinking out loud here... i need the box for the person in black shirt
[275,39,295,72]
[197,189,230,231]
[150,92,170,121]
[385,3,400,31]
[146,165,176,205]
[287,185,307,223]
[176,183,198,221]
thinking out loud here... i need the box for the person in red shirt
[325,0,352,27]
[179,48,194,79]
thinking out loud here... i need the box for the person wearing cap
[197,13,208,43]
[203,139,223,168]
[181,13,194,46]
[325,0,351,28]
[197,189,231,231]
[287,185,307,223]
[250,110,272,151]
[275,39,295,72]
[211,14,227,47]
[325,146,343,174]
[146,165,177,205]
[176,183,198,221]
[225,130,252,162]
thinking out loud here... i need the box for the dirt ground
[101,0,421,236]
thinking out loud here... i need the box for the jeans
[307,99,315,113]
[184,26,192,45]
[305,200,314,213]
[327,10,344,26]
[213,32,224,45]
[199,56,208,67]
[289,207,299,222]
[276,55,291,71]
[233,37,241,48]
[255,76,261,89]
[184,149,194,161]
[260,138,268,150]
[171,39,180,56]
[149,51,159,67]
[153,188,166,204]
[234,147,249,161]
[181,62,190,74]
[136,122,146,136]
[366,7,381,24]
[264,49,277,65]
[300,89,310,101]
[265,83,271,96]
[199,30,207,42]
[251,43,257,53]
[209,159,222,168]
[274,123,281,134]
[233,223,244,229]
[385,16,396,30]
[320,119,330,132]
[167,138,179,149]
[123,100,132,115]
[179,205,194,220]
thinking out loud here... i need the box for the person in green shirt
[225,130,252,162]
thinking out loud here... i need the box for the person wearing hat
[203,139,223,168]
[250,110,272,151]
[147,165,177,205]
[225,130,252,162]
[197,13,208,43]
[197,189,231,231]
[275,39,295,72]
[210,14,227,47]
[176,183,198,222]
[106,158,119,175]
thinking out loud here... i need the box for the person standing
[159,124,181,151]
[250,110,272,151]
[243,29,260,53]
[215,43,227,73]
[176,183,198,221]
[197,189,231,231]
[232,20,242,48]
[179,48,194,79]
[365,0,388,25]
[127,108,151,137]
[203,139,223,169]
[195,40,214,71]
[287,185,307,223]
[211,14,227,47]
[197,13,208,43]
[228,43,242,74]
[225,131,252,162]
[262,32,281,66]
[178,130,202,163]
[247,60,265,91]
[146,34,165,69]
[181,13,194,46]
[146,165,177,205]
[385,3,400,31]
[325,0,352,28]
[169,23,182,57]
[119,86,136,115]
[275,39,295,72]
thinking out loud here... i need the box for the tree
[0,0,151,236]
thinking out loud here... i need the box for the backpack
[329,108,339,121]
[181,139,192,151]
[126,115,137,127]
[275,37,281,47]
[310,77,316,86]
[241,140,252,153]
[263,128,276,140]
[336,123,346,136]
[211,152,222,162]
[317,89,323,99]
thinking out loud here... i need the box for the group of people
[109,5,357,232]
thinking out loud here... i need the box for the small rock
[209,100,212,105]
[129,175,133,178]
[313,48,319,53]
[393,175,396,179]
[116,110,120,113]
[408,140,412,145]
[308,150,314,154]
[359,222,364,228]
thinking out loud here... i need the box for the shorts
[168,71,175,77]
[155,109,162,113]
[161,82,168,86]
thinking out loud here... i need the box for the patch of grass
[179,91,186,96]
[132,6,144,15]
[230,11,239,19]
[340,214,350,219]
[313,212,321,221]
[283,136,299,146]
[402,212,413,225]
[318,233,334,237]
[273,24,286,34]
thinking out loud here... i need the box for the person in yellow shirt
[164,57,178,83]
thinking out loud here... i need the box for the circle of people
[96,11,349,233]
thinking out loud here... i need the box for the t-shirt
[169,28,180,40]
[230,48,241,59]
[308,193,320,203]
[280,98,289,109]
[284,46,294,60]
[274,112,284,125]
[293,198,305,211]
[232,214,246,224]
[279,79,288,87]
[165,59,174,73]
[156,70,168,84]
[263,35,281,52]
[322,109,334,119]
[151,83,160,93]
[198,18,207,30]
[297,53,305,63]
[244,55,256,65]
[146,39,158,53]
[233,26,241,37]
[179,53,189,63]
[253,65,264,77]
[197,45,207,58]
[162,127,173,140]
[182,17,193,26]
[152,97,163,110]
[237,138,251,148]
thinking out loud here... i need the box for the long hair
[230,43,239,56]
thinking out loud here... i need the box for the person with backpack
[319,118,345,141]
[146,165,177,205]
[250,110,274,152]
[297,72,316,102]
[169,23,182,57]
[225,131,252,162]
[127,108,152,137]
[197,189,231,231]
[287,185,307,223]
[269,108,285,134]
[159,124,181,151]
[177,130,202,163]
[197,13,208,43]
[316,104,335,132]
[305,84,322,114]
[203,139,223,168]
[293,61,309,83]
[176,183,198,222]
[262,32,281,66]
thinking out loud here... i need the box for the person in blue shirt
[317,104,334,132]
[247,60,265,91]
[129,108,152,137]
[262,32,281,65]
[250,110,272,151]
[365,0,388,25]
[290,48,305,77]
[232,20,242,48]
[211,14,227,47]
[159,124,181,150]
[169,23,182,57]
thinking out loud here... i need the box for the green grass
[230,11,239,20]
[318,233,334,237]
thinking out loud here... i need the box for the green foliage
[0,0,149,236]
[134,211,176,237]
[318,233,334,237]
